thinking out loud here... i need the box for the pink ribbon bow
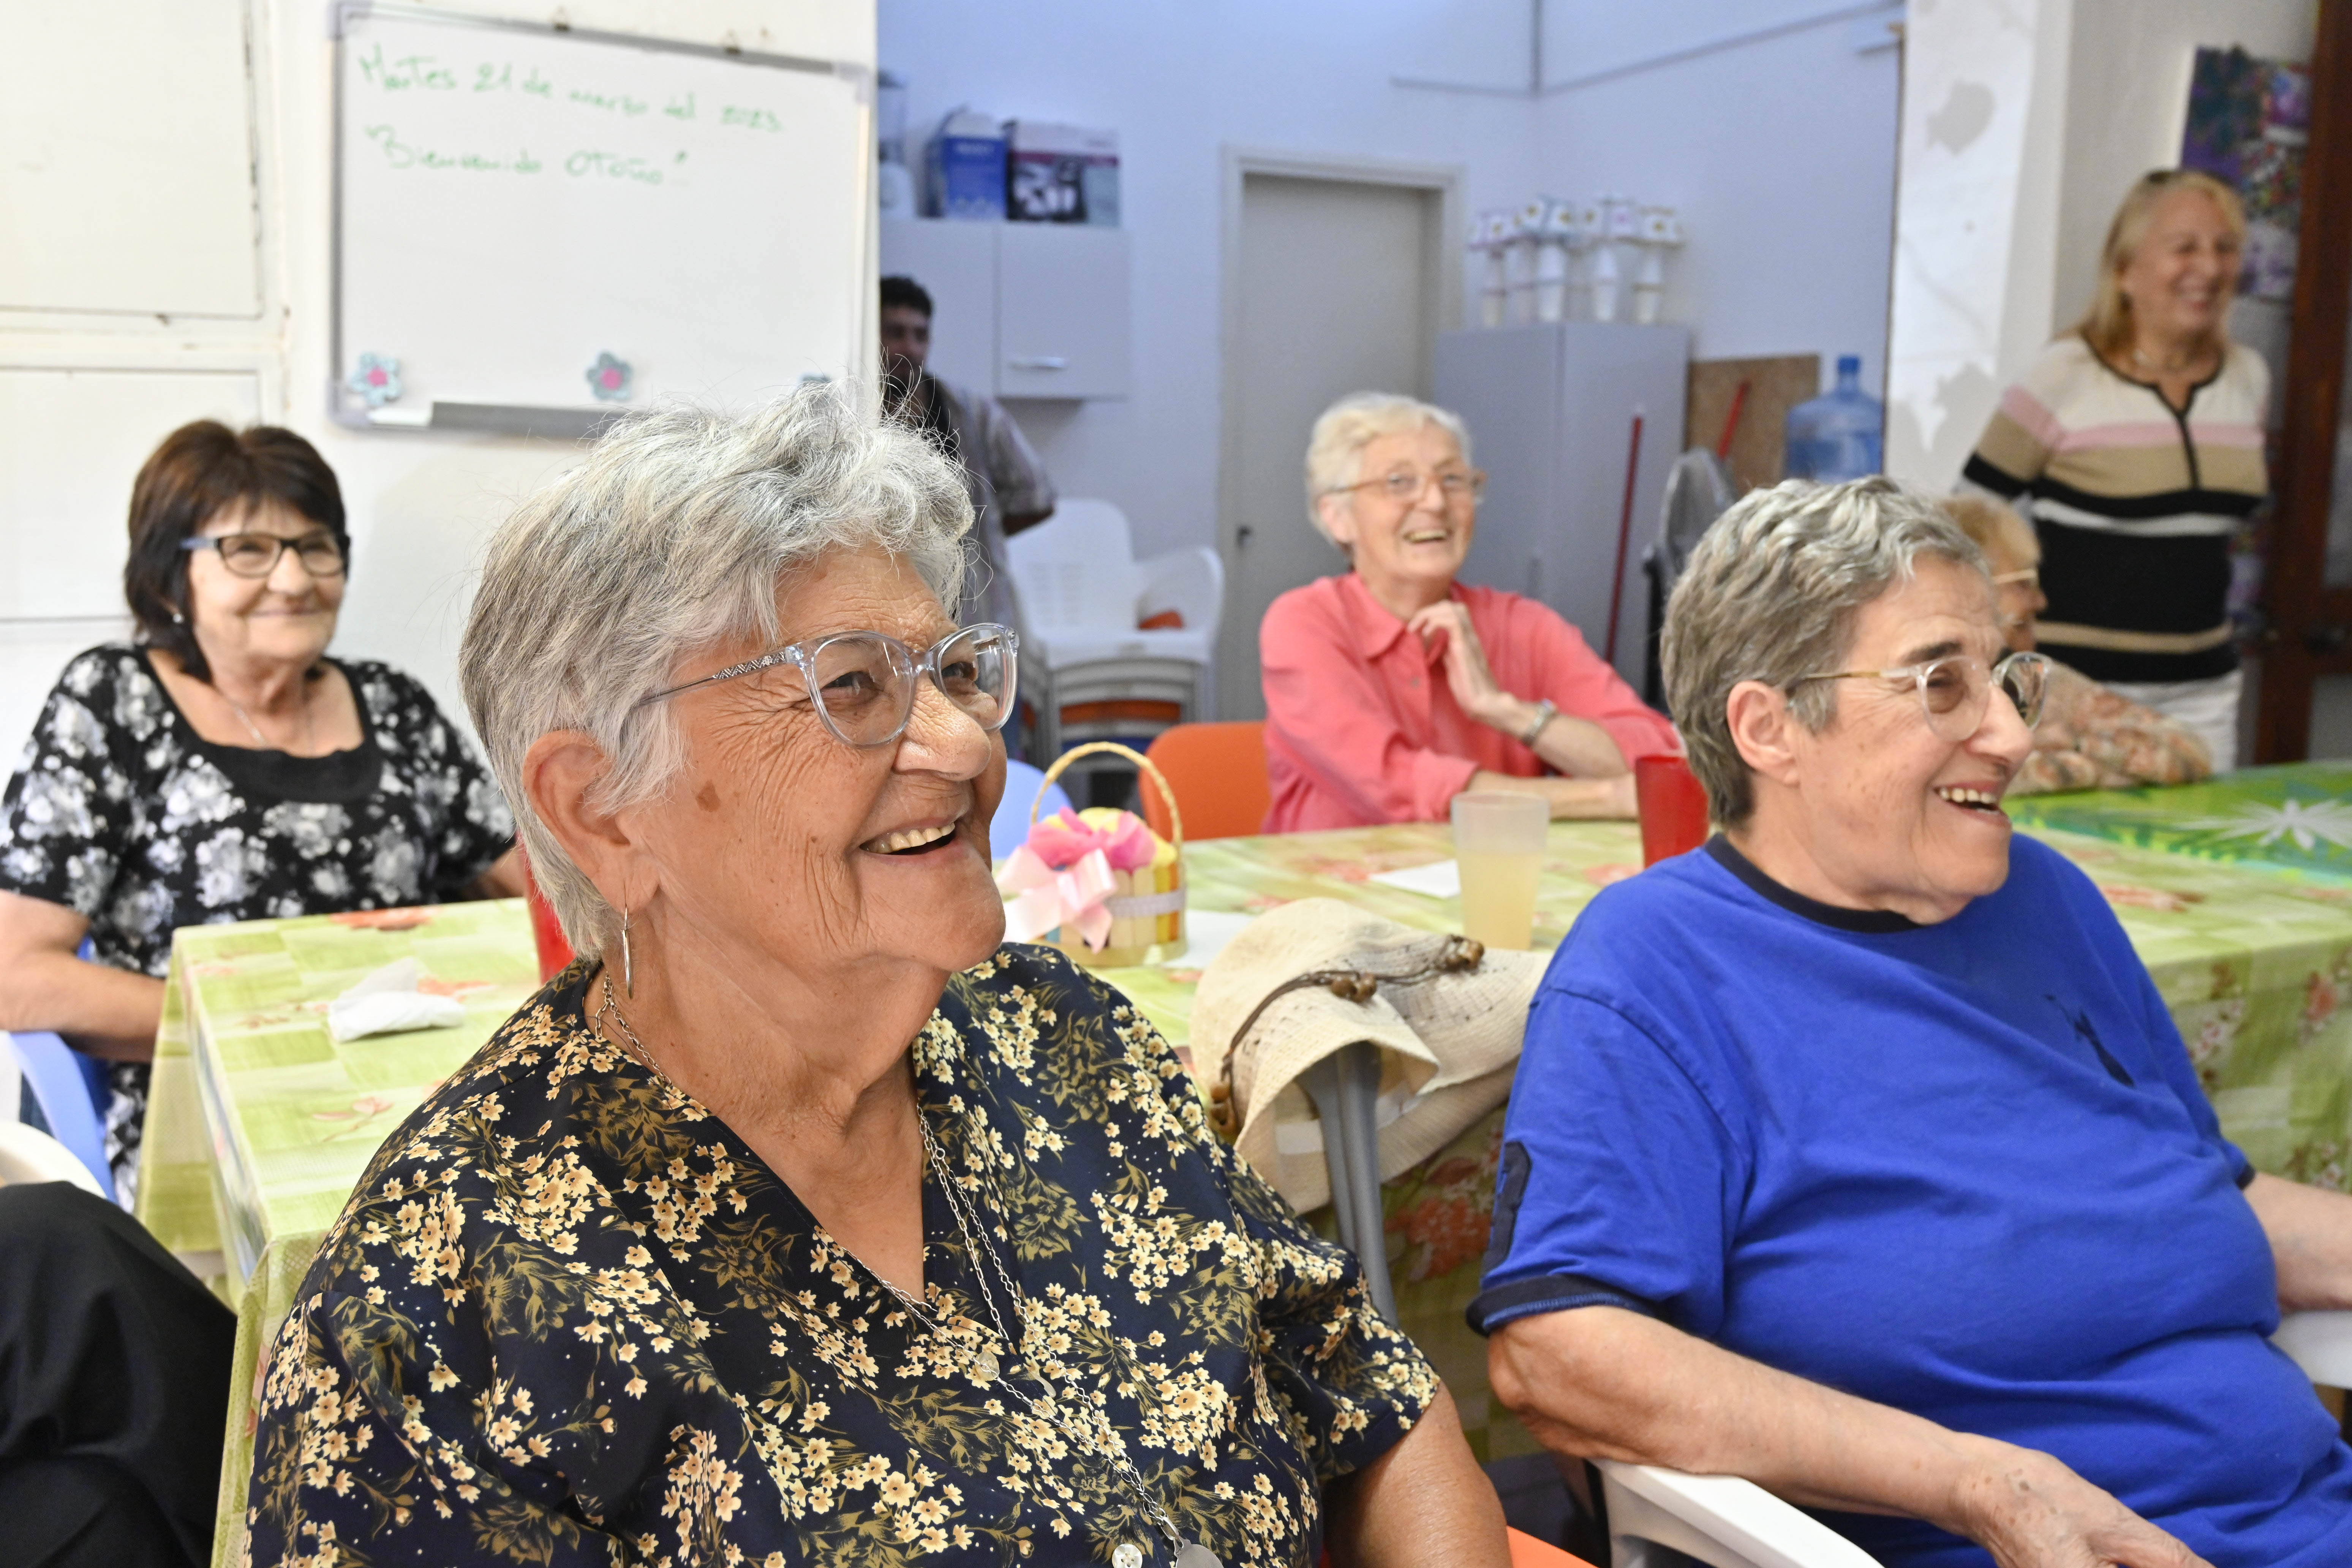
[1025,807,1158,873]
[996,844,1119,949]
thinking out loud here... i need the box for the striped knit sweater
[1963,335,2268,683]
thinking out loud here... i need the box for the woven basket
[1032,741,1187,967]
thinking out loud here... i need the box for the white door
[1219,173,1442,720]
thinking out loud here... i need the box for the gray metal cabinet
[1434,323,1690,689]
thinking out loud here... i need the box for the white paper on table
[1165,909,1255,971]
[1367,859,1462,899]
[328,957,466,1043]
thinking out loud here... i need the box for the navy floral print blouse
[244,946,1437,1566]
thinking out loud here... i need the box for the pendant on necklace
[973,1348,999,1383]
[1175,1543,1223,1568]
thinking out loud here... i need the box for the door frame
[1214,148,1465,714]
[2254,0,2352,760]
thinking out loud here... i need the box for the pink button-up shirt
[1259,573,1677,833]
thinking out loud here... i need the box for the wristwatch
[1519,699,1557,747]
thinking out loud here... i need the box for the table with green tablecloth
[2007,761,2352,881]
[131,899,543,1568]
[133,818,2352,1561]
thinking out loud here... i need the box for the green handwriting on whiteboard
[353,41,784,131]
[363,126,543,174]
[472,62,553,96]
[356,45,457,90]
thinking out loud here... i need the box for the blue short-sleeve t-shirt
[1474,835,2352,1568]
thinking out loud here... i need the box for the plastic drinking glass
[519,847,575,983]
[1451,792,1549,950]
[1634,754,1710,866]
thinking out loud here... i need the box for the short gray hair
[460,383,972,953]
[1303,392,1473,540]
[1661,477,1985,828]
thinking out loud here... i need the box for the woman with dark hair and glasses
[0,420,522,1196]
[243,384,1510,1568]
[1259,392,1676,833]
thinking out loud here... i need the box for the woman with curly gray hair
[242,384,1506,1568]
[1478,477,2352,1568]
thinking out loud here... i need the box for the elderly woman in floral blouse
[243,386,1508,1567]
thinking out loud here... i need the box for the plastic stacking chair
[1507,1526,1597,1567]
[6,1031,115,1201]
[990,759,1076,860]
[1140,722,1269,842]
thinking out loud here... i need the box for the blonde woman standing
[1964,169,2265,770]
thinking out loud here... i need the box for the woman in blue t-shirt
[1477,476,2352,1568]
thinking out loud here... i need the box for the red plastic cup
[518,846,575,983]
[1634,754,1710,866]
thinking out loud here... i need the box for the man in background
[879,276,1056,642]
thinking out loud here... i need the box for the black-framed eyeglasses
[1330,467,1488,506]
[181,532,346,580]
[1787,650,2050,740]
[638,624,1020,749]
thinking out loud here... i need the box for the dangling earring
[619,906,635,999]
[169,606,185,626]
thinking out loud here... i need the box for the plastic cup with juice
[1451,791,1549,949]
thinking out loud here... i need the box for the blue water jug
[1784,355,1884,482]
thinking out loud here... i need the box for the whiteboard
[334,4,871,431]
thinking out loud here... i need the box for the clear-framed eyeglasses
[1330,466,1488,507]
[1787,650,2050,741]
[180,531,347,579]
[638,624,1019,749]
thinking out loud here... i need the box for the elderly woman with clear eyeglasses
[241,387,1510,1568]
[1477,477,2352,1568]
[1258,392,1677,832]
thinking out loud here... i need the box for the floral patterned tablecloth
[2007,762,2352,881]
[131,899,543,1568]
[136,818,2352,1552]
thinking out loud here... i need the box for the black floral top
[245,947,1436,1568]
[0,644,514,1190]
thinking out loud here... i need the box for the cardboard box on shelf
[925,108,1006,221]
[1005,120,1119,226]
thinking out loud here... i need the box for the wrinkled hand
[1405,601,1516,730]
[1954,1447,2210,1568]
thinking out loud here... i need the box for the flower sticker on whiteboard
[347,353,402,408]
[586,352,633,401]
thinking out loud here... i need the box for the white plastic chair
[1587,1312,2352,1568]
[1004,499,1223,761]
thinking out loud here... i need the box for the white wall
[879,0,1545,565]
[0,0,875,751]
[1886,0,2314,490]
[1535,1,1903,391]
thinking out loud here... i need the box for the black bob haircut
[880,275,934,318]
[121,420,348,684]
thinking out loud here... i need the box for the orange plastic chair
[1139,721,1270,841]
[1508,1527,1595,1567]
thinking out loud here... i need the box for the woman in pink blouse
[1260,392,1678,833]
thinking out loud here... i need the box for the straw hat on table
[1191,898,1544,1213]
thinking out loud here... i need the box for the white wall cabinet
[880,218,1130,400]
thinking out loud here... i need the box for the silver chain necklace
[220,683,315,752]
[593,978,1222,1568]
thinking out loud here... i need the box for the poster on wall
[2180,46,2311,303]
